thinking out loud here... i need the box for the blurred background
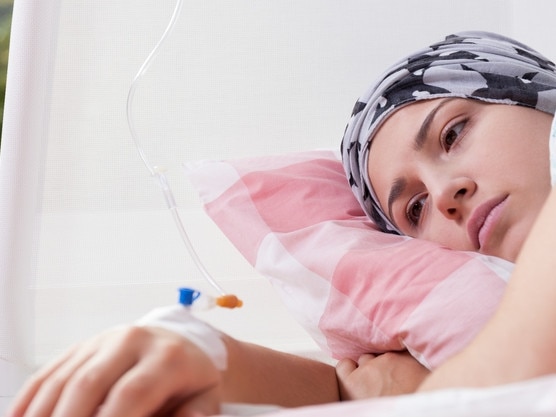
[0,0,13,143]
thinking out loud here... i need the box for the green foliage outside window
[0,0,13,144]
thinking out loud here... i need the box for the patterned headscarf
[341,31,556,234]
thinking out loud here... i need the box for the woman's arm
[6,325,338,417]
[419,187,556,391]
[221,335,338,406]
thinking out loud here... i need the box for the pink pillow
[187,150,513,369]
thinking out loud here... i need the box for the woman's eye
[406,195,427,226]
[443,121,465,150]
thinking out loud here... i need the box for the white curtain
[1,0,553,411]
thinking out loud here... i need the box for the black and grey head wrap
[341,31,556,234]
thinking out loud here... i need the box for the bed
[1,1,556,415]
[220,375,556,416]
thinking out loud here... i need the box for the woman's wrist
[136,304,228,370]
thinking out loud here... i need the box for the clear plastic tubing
[126,0,238,304]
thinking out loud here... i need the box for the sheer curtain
[1,0,552,411]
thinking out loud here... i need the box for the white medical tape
[136,305,227,370]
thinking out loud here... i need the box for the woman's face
[368,98,552,262]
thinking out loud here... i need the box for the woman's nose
[433,177,476,220]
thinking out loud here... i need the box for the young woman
[7,31,556,417]
[338,30,556,395]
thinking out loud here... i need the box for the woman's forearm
[419,187,556,391]
[220,335,339,406]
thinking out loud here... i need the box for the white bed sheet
[221,374,556,416]
[2,375,555,417]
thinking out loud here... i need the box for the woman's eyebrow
[413,98,456,151]
[387,177,407,224]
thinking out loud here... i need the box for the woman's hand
[7,326,222,417]
[336,351,429,400]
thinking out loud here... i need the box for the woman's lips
[468,196,508,250]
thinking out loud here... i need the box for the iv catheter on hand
[126,0,242,309]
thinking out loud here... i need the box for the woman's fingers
[7,348,73,417]
[335,353,376,380]
[45,327,150,417]
[336,352,429,400]
[335,357,357,379]
[8,341,99,417]
[8,326,222,417]
[357,353,377,366]
[93,328,220,417]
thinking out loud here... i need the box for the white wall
[2,0,555,410]
[511,0,556,60]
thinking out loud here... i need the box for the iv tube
[126,0,230,298]
[126,0,182,178]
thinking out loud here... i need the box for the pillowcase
[186,150,513,369]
